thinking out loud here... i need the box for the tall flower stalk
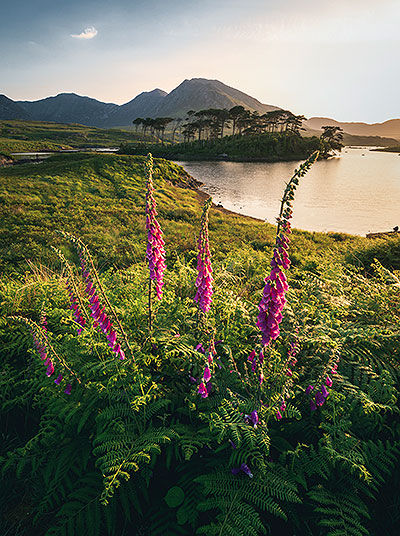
[195,197,213,315]
[145,153,166,332]
[57,233,133,361]
[257,151,318,346]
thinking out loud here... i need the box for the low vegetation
[0,120,148,153]
[1,153,400,536]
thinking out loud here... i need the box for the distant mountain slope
[0,78,280,127]
[18,93,118,127]
[306,117,400,141]
[153,78,280,118]
[0,95,31,120]
[108,89,167,126]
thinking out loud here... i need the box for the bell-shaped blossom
[326,376,333,387]
[145,153,166,300]
[64,383,72,395]
[194,198,213,313]
[203,366,211,383]
[232,463,253,478]
[198,382,208,398]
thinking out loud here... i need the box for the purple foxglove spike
[113,343,121,355]
[54,374,63,385]
[107,330,117,346]
[207,353,213,364]
[326,376,333,387]
[195,343,205,354]
[203,366,211,383]
[259,350,264,365]
[118,348,126,360]
[321,385,329,398]
[280,401,286,412]
[64,383,72,395]
[305,385,314,395]
[276,410,283,420]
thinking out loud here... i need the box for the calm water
[176,147,400,236]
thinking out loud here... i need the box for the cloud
[71,27,98,40]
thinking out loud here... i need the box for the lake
[176,147,400,236]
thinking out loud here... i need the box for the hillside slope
[306,117,400,141]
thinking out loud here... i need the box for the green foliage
[0,153,399,536]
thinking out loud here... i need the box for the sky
[1,0,399,122]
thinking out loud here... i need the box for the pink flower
[194,198,213,313]
[198,382,208,398]
[203,366,211,383]
[145,154,166,300]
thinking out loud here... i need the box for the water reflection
[176,148,400,235]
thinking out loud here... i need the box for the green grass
[0,152,370,275]
[0,119,149,153]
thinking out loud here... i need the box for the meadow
[1,152,400,535]
[0,120,145,154]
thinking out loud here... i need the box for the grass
[0,152,372,276]
[0,119,149,153]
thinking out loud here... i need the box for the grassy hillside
[0,119,147,153]
[0,153,368,274]
[1,153,400,535]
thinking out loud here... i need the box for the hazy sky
[1,0,399,122]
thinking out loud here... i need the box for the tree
[320,126,344,155]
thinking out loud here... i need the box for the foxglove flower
[326,376,333,387]
[203,366,211,383]
[54,374,63,385]
[194,198,213,313]
[198,382,208,398]
[64,383,72,395]
[305,385,314,395]
[232,463,253,478]
[257,152,318,345]
[145,153,166,300]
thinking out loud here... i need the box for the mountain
[0,78,280,127]
[305,117,400,141]
[18,93,118,128]
[152,78,280,118]
[0,95,31,120]
[107,89,167,126]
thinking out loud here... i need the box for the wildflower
[321,385,329,398]
[203,366,211,383]
[145,153,166,300]
[251,410,259,425]
[196,343,205,354]
[194,198,213,313]
[46,360,54,377]
[257,152,318,345]
[276,410,283,420]
[189,375,197,384]
[326,376,333,387]
[286,368,293,377]
[305,385,314,395]
[198,382,208,398]
[232,463,253,478]
[280,400,286,412]
[64,384,72,395]
[54,374,63,385]
[247,349,256,362]
[259,372,264,385]
[315,391,326,406]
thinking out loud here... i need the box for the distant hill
[305,117,400,141]
[1,78,280,127]
[0,95,31,120]
[18,93,118,128]
[151,78,280,118]
[107,89,167,126]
